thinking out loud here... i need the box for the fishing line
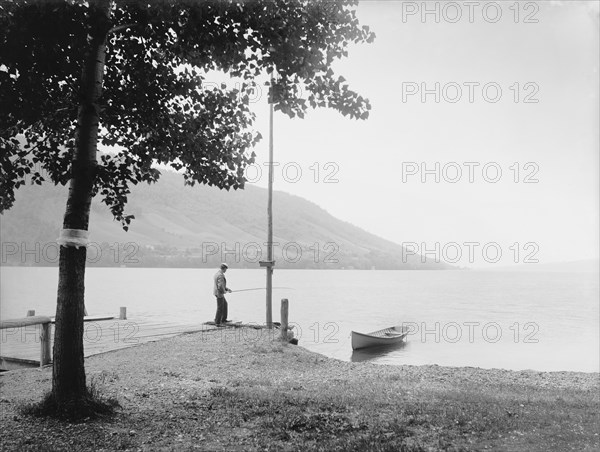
[229,287,295,293]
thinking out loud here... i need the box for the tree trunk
[52,0,110,405]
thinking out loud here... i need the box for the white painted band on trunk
[57,229,90,248]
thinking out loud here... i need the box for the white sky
[238,0,599,268]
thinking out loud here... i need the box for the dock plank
[0,316,219,367]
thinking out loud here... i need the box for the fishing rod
[230,287,294,293]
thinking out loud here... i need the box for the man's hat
[221,263,228,269]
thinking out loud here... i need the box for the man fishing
[214,263,232,326]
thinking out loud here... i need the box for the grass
[12,374,599,450]
[151,375,596,451]
[20,375,119,423]
[185,365,598,451]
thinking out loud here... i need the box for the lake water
[1,267,598,373]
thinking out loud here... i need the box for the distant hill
[1,171,449,270]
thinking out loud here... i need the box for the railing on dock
[0,315,52,370]
[0,306,197,371]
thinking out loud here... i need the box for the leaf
[2,0,373,224]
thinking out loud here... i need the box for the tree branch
[108,23,138,35]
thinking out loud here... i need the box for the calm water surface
[1,267,598,372]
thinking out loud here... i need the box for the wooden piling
[40,322,51,366]
[280,298,288,341]
[120,307,127,320]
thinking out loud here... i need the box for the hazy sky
[240,0,599,268]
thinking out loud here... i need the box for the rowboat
[351,325,409,350]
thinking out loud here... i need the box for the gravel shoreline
[1,327,598,451]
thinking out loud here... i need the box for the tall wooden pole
[265,79,274,328]
[260,77,276,327]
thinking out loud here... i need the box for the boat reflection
[350,341,409,363]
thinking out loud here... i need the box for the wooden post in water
[120,307,127,320]
[280,298,289,341]
[40,322,51,366]
[27,310,35,317]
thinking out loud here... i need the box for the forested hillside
[1,171,448,270]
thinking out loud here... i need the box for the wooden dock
[0,301,291,371]
[0,316,229,371]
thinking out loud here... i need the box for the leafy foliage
[0,0,374,226]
